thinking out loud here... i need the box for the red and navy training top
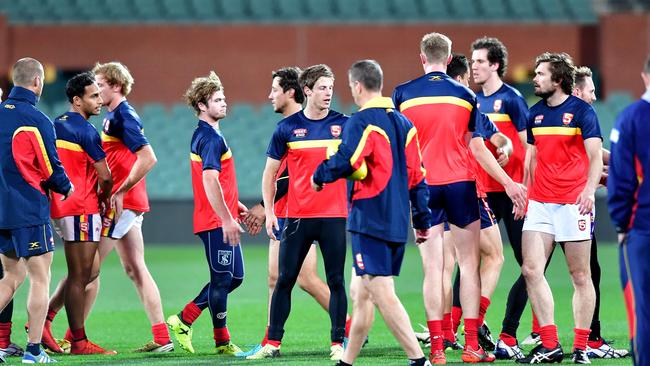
[190,120,239,234]
[267,110,348,218]
[51,111,106,218]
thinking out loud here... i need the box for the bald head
[12,58,44,93]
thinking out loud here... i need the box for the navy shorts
[0,223,55,258]
[273,218,286,240]
[444,197,495,231]
[351,232,405,277]
[478,197,497,229]
[198,228,244,279]
[430,181,480,228]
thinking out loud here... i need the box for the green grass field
[6,240,631,365]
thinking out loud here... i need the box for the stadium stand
[475,0,509,21]
[0,0,599,24]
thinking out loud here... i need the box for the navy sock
[409,357,427,366]
[26,342,40,356]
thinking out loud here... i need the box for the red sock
[451,306,462,334]
[64,328,73,342]
[71,327,86,342]
[180,302,202,325]
[345,317,352,338]
[478,296,491,326]
[46,308,58,322]
[152,322,170,345]
[442,313,455,341]
[539,324,559,349]
[213,327,230,345]
[427,320,443,352]
[573,328,591,351]
[0,322,11,348]
[464,318,479,350]
[499,332,517,347]
[532,311,540,334]
[331,341,342,346]
[261,326,269,346]
[587,338,604,349]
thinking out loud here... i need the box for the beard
[534,87,554,100]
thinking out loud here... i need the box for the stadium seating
[537,0,571,21]
[475,0,508,22]
[505,0,540,21]
[449,0,482,22]
[418,0,452,21]
[0,0,599,24]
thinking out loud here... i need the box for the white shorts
[52,214,102,242]
[523,200,594,242]
[101,209,144,239]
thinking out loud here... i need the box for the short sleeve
[526,111,535,144]
[121,112,150,153]
[266,124,288,160]
[508,94,529,132]
[80,126,106,162]
[477,113,498,139]
[578,106,603,140]
[199,134,225,172]
[467,96,478,132]
[392,88,402,111]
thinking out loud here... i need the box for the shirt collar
[642,89,650,103]
[7,86,38,105]
[198,119,220,132]
[359,97,395,111]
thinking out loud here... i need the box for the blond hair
[92,61,134,96]
[184,71,223,115]
[420,32,452,64]
[574,66,593,89]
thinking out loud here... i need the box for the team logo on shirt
[578,219,587,231]
[562,113,574,125]
[28,241,41,250]
[429,75,442,81]
[355,253,365,270]
[218,250,232,265]
[493,99,502,112]
[330,125,341,138]
[293,128,307,138]
[4,104,15,109]
[534,115,544,125]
